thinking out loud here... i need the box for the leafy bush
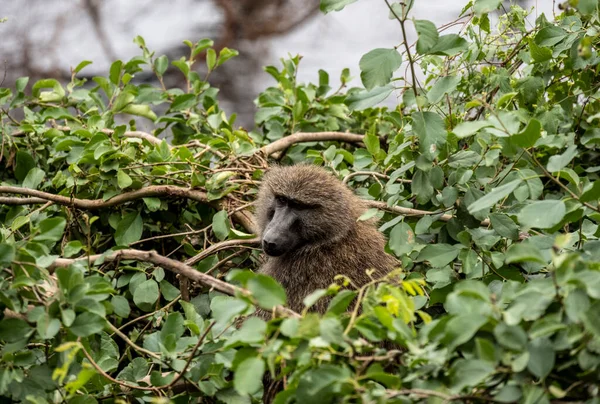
[1,0,600,402]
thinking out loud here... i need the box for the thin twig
[106,323,162,360]
[385,0,419,99]
[0,185,254,233]
[162,321,215,389]
[185,237,260,266]
[80,343,158,392]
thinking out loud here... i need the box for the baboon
[255,164,399,314]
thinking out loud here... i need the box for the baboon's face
[261,195,319,257]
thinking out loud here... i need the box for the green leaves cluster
[2,0,600,403]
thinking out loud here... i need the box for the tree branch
[185,237,260,266]
[260,132,364,156]
[0,185,254,233]
[50,248,300,318]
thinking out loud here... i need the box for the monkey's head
[255,165,364,257]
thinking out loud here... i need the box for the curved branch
[0,196,48,205]
[0,185,254,233]
[260,132,364,156]
[185,237,260,266]
[0,185,206,209]
[50,248,300,319]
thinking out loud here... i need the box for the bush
[1,1,600,402]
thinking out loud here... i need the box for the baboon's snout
[262,226,296,257]
[262,237,285,257]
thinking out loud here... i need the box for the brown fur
[255,164,398,313]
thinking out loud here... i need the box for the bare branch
[185,237,260,266]
[50,248,300,318]
[0,185,254,232]
[0,196,48,205]
[260,132,364,156]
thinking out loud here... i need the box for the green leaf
[111,295,131,318]
[34,217,67,242]
[473,0,502,14]
[247,274,287,310]
[320,0,358,13]
[442,314,489,350]
[120,104,157,121]
[511,119,541,147]
[467,179,522,214]
[414,20,439,54]
[15,150,36,182]
[22,167,45,189]
[0,318,32,342]
[154,55,168,76]
[217,47,239,66]
[32,78,65,101]
[73,60,93,74]
[37,314,60,340]
[517,200,566,229]
[211,296,249,325]
[428,34,468,56]
[212,210,231,241]
[490,213,519,240]
[359,48,402,90]
[206,48,217,71]
[504,243,546,264]
[109,60,123,85]
[117,170,133,189]
[427,75,460,104]
[581,181,600,203]
[494,323,527,351]
[15,76,29,92]
[170,94,197,111]
[547,145,577,172]
[416,244,460,267]
[0,244,15,265]
[450,359,495,392]
[297,365,351,403]
[577,0,598,15]
[535,26,567,46]
[452,120,493,139]
[529,39,552,63]
[364,133,380,157]
[227,317,266,345]
[192,38,214,57]
[326,290,357,315]
[411,169,433,204]
[133,279,160,311]
[389,222,416,256]
[320,317,345,344]
[234,356,265,395]
[346,85,394,110]
[69,312,105,337]
[527,338,555,379]
[412,111,446,159]
[114,211,143,246]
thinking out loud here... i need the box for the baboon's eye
[289,200,312,210]
[275,195,287,205]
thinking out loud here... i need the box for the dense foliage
[2,0,600,402]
